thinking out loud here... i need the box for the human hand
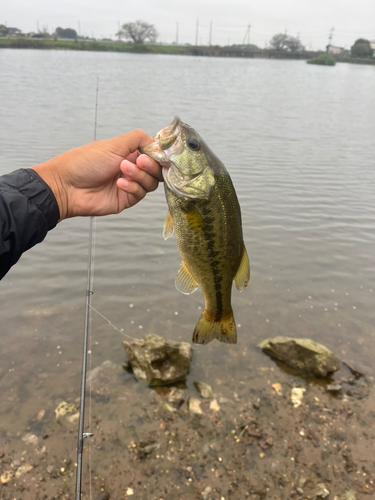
[31,129,161,220]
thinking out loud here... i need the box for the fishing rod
[75,77,99,500]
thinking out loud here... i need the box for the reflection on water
[0,49,375,433]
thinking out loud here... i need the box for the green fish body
[140,117,249,345]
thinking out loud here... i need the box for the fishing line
[75,77,99,500]
[89,303,206,351]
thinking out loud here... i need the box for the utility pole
[328,27,334,50]
[195,19,199,46]
[243,24,251,45]
[176,22,179,45]
[209,20,212,46]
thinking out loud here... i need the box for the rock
[342,359,372,378]
[209,399,220,412]
[168,388,184,405]
[291,388,306,408]
[164,403,176,412]
[194,381,214,398]
[15,464,33,478]
[55,401,78,419]
[122,334,193,386]
[37,409,45,420]
[142,443,160,455]
[1,470,13,484]
[192,464,204,480]
[259,336,340,378]
[67,412,80,423]
[203,486,212,499]
[188,397,203,415]
[218,397,230,404]
[126,487,134,496]
[338,491,356,500]
[87,360,120,384]
[309,483,330,499]
[95,492,110,500]
[22,433,39,446]
[272,382,283,395]
[326,383,342,393]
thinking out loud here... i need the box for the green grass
[0,38,193,54]
[307,53,336,66]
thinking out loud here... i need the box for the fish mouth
[139,116,183,168]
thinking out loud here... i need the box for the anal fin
[175,262,198,295]
[234,245,250,292]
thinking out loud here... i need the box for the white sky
[3,0,375,50]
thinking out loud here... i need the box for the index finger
[108,129,154,158]
[136,154,163,182]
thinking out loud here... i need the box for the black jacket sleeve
[0,168,60,280]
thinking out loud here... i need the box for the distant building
[7,27,22,36]
[0,26,22,36]
[370,40,375,55]
[327,45,345,55]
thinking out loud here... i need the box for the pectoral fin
[234,245,250,291]
[175,262,198,295]
[163,210,174,240]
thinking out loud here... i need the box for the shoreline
[1,38,375,65]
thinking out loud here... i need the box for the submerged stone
[259,336,340,378]
[342,359,372,378]
[122,334,193,386]
[188,397,203,414]
[309,483,330,499]
[194,381,214,398]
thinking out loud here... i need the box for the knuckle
[132,128,143,136]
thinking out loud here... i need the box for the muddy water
[1,50,375,497]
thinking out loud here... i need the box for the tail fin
[192,309,237,345]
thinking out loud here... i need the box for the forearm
[0,169,59,280]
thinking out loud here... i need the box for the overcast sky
[3,0,375,50]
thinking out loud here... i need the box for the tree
[55,27,78,39]
[351,38,373,58]
[117,20,158,44]
[286,36,304,52]
[270,33,288,50]
[270,33,304,52]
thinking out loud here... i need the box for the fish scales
[140,116,249,345]
[166,173,243,324]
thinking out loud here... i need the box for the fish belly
[166,183,243,344]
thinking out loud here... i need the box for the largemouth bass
[140,116,249,345]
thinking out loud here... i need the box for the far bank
[1,38,375,65]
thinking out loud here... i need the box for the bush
[307,54,336,66]
[351,38,373,58]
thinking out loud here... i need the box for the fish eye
[187,137,200,151]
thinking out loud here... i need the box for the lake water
[1,49,375,439]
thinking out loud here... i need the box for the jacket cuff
[19,169,60,230]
